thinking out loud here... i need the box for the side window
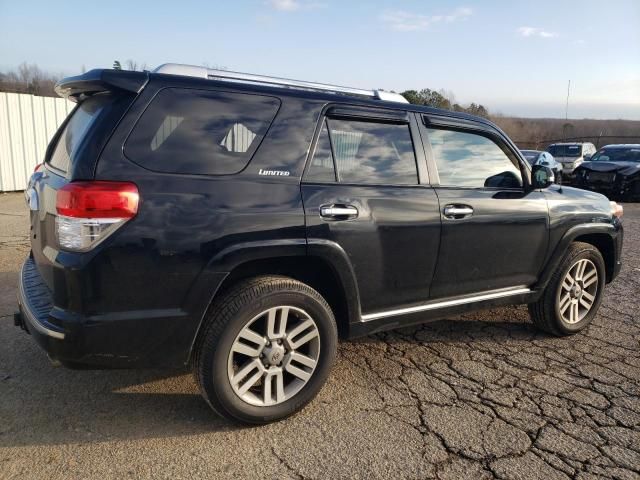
[426,128,522,189]
[125,88,280,175]
[327,118,418,185]
[306,120,336,182]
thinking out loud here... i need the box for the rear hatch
[27,69,146,293]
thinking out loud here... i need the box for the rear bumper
[559,166,577,183]
[17,256,195,369]
[17,257,69,361]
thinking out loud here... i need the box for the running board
[361,287,531,322]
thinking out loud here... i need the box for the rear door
[301,107,441,316]
[419,115,549,299]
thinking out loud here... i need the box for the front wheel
[193,276,338,424]
[529,242,605,336]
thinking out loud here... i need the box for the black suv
[573,144,640,200]
[17,64,624,424]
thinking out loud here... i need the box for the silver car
[521,150,563,183]
[546,142,597,180]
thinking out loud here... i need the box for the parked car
[546,142,597,181]
[17,65,624,424]
[520,150,563,183]
[574,144,640,200]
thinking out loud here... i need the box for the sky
[1,0,639,119]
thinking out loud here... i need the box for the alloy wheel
[556,258,599,324]
[227,306,321,406]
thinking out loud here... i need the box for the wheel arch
[187,240,361,363]
[572,233,616,282]
[537,223,619,290]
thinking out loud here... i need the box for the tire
[193,275,338,424]
[529,242,605,336]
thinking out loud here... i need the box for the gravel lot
[1,191,638,480]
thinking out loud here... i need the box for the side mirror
[531,165,554,189]
[583,153,592,161]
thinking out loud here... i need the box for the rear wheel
[193,276,338,424]
[529,242,605,336]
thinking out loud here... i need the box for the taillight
[55,181,139,252]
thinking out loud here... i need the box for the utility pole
[565,80,571,121]
[563,79,571,141]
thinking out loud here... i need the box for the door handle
[443,205,473,219]
[320,204,358,219]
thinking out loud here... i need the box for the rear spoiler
[55,69,148,102]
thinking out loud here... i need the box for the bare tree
[1,62,59,96]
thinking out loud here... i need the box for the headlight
[610,201,623,219]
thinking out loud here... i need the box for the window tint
[305,120,336,182]
[48,94,112,172]
[327,119,417,185]
[125,88,280,175]
[427,128,522,189]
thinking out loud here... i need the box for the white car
[546,142,597,180]
[520,150,563,183]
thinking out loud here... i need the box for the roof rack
[153,63,408,104]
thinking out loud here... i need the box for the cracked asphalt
[1,191,639,480]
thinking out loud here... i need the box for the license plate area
[588,172,614,182]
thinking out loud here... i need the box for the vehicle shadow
[1,306,539,448]
[0,330,245,448]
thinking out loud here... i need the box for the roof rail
[153,63,408,104]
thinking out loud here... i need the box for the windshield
[591,148,640,163]
[520,151,539,165]
[547,145,582,157]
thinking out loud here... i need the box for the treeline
[400,88,490,118]
[0,61,145,97]
[491,116,640,149]
[0,63,62,97]
[399,88,640,149]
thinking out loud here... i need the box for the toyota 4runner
[16,64,624,424]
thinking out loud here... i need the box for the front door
[419,117,549,299]
[301,109,441,316]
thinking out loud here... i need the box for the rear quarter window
[48,94,115,173]
[125,88,281,175]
